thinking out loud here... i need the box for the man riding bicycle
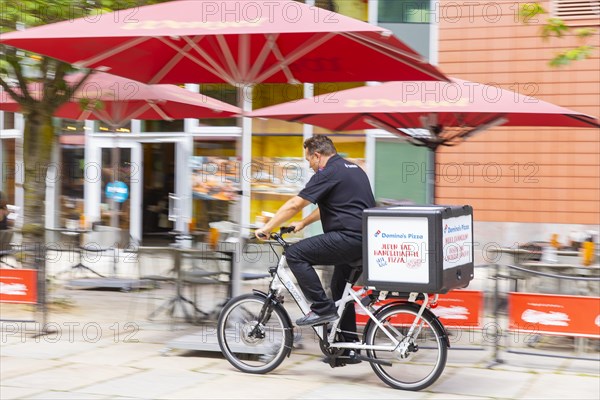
[255,135,376,362]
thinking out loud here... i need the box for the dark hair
[303,135,337,156]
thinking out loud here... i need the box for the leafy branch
[518,3,597,67]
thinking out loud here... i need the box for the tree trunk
[20,110,55,270]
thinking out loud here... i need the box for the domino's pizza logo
[374,230,381,237]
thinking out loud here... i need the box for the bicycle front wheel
[365,303,448,391]
[217,293,293,374]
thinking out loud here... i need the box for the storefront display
[191,156,240,201]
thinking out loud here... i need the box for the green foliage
[575,27,595,39]
[1,0,167,32]
[518,2,546,23]
[519,2,596,68]
[540,18,569,39]
[550,45,595,67]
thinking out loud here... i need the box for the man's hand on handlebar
[255,226,295,240]
[255,228,270,240]
[289,221,305,233]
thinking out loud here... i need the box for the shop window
[59,119,85,135]
[95,120,132,133]
[378,0,431,23]
[60,146,85,227]
[141,119,184,132]
[252,83,305,134]
[1,112,16,129]
[198,83,238,127]
[191,140,238,231]
[0,139,16,203]
[100,148,132,230]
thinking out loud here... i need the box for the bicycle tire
[365,302,448,391]
[217,293,293,374]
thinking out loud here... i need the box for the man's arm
[255,196,311,238]
[290,207,320,233]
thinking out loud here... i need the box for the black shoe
[296,311,338,326]
[322,350,362,368]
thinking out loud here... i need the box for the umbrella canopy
[0,71,241,128]
[0,0,447,85]
[249,79,599,150]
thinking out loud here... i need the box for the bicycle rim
[365,303,447,391]
[217,294,292,374]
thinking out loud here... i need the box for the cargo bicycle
[217,227,451,391]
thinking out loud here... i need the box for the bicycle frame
[269,245,436,355]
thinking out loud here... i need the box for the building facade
[1,0,598,251]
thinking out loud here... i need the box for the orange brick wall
[436,0,600,224]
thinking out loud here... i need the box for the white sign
[442,214,473,270]
[367,216,429,284]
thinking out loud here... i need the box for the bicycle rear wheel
[365,303,448,391]
[217,293,293,374]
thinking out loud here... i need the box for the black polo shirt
[299,154,375,234]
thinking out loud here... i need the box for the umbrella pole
[110,143,120,229]
[427,149,436,205]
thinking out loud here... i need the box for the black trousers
[286,230,362,341]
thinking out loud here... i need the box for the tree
[519,2,596,67]
[0,0,168,269]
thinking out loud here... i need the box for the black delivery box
[362,205,474,293]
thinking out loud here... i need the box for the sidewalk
[2,278,599,400]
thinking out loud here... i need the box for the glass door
[86,137,142,245]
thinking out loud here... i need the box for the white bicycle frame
[270,254,436,354]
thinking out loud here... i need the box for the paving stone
[162,373,323,400]
[76,369,208,398]
[27,390,107,399]
[61,342,165,366]
[429,367,533,398]
[520,372,600,399]
[0,356,65,380]
[0,339,107,360]
[297,382,422,400]
[0,385,45,399]
[1,363,139,392]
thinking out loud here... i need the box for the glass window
[378,0,431,23]
[1,112,16,129]
[0,139,16,204]
[140,119,184,132]
[59,146,85,227]
[59,119,85,135]
[100,148,132,230]
[191,140,238,231]
[198,84,238,127]
[252,84,304,134]
[95,120,132,133]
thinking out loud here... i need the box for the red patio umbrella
[0,71,241,128]
[0,0,447,84]
[1,71,242,231]
[248,78,599,202]
[0,0,449,298]
[249,78,599,150]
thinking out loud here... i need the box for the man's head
[303,135,337,172]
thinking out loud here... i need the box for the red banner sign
[355,289,483,328]
[508,292,600,338]
[0,269,38,304]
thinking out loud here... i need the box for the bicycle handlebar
[279,226,295,235]
[261,226,294,247]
